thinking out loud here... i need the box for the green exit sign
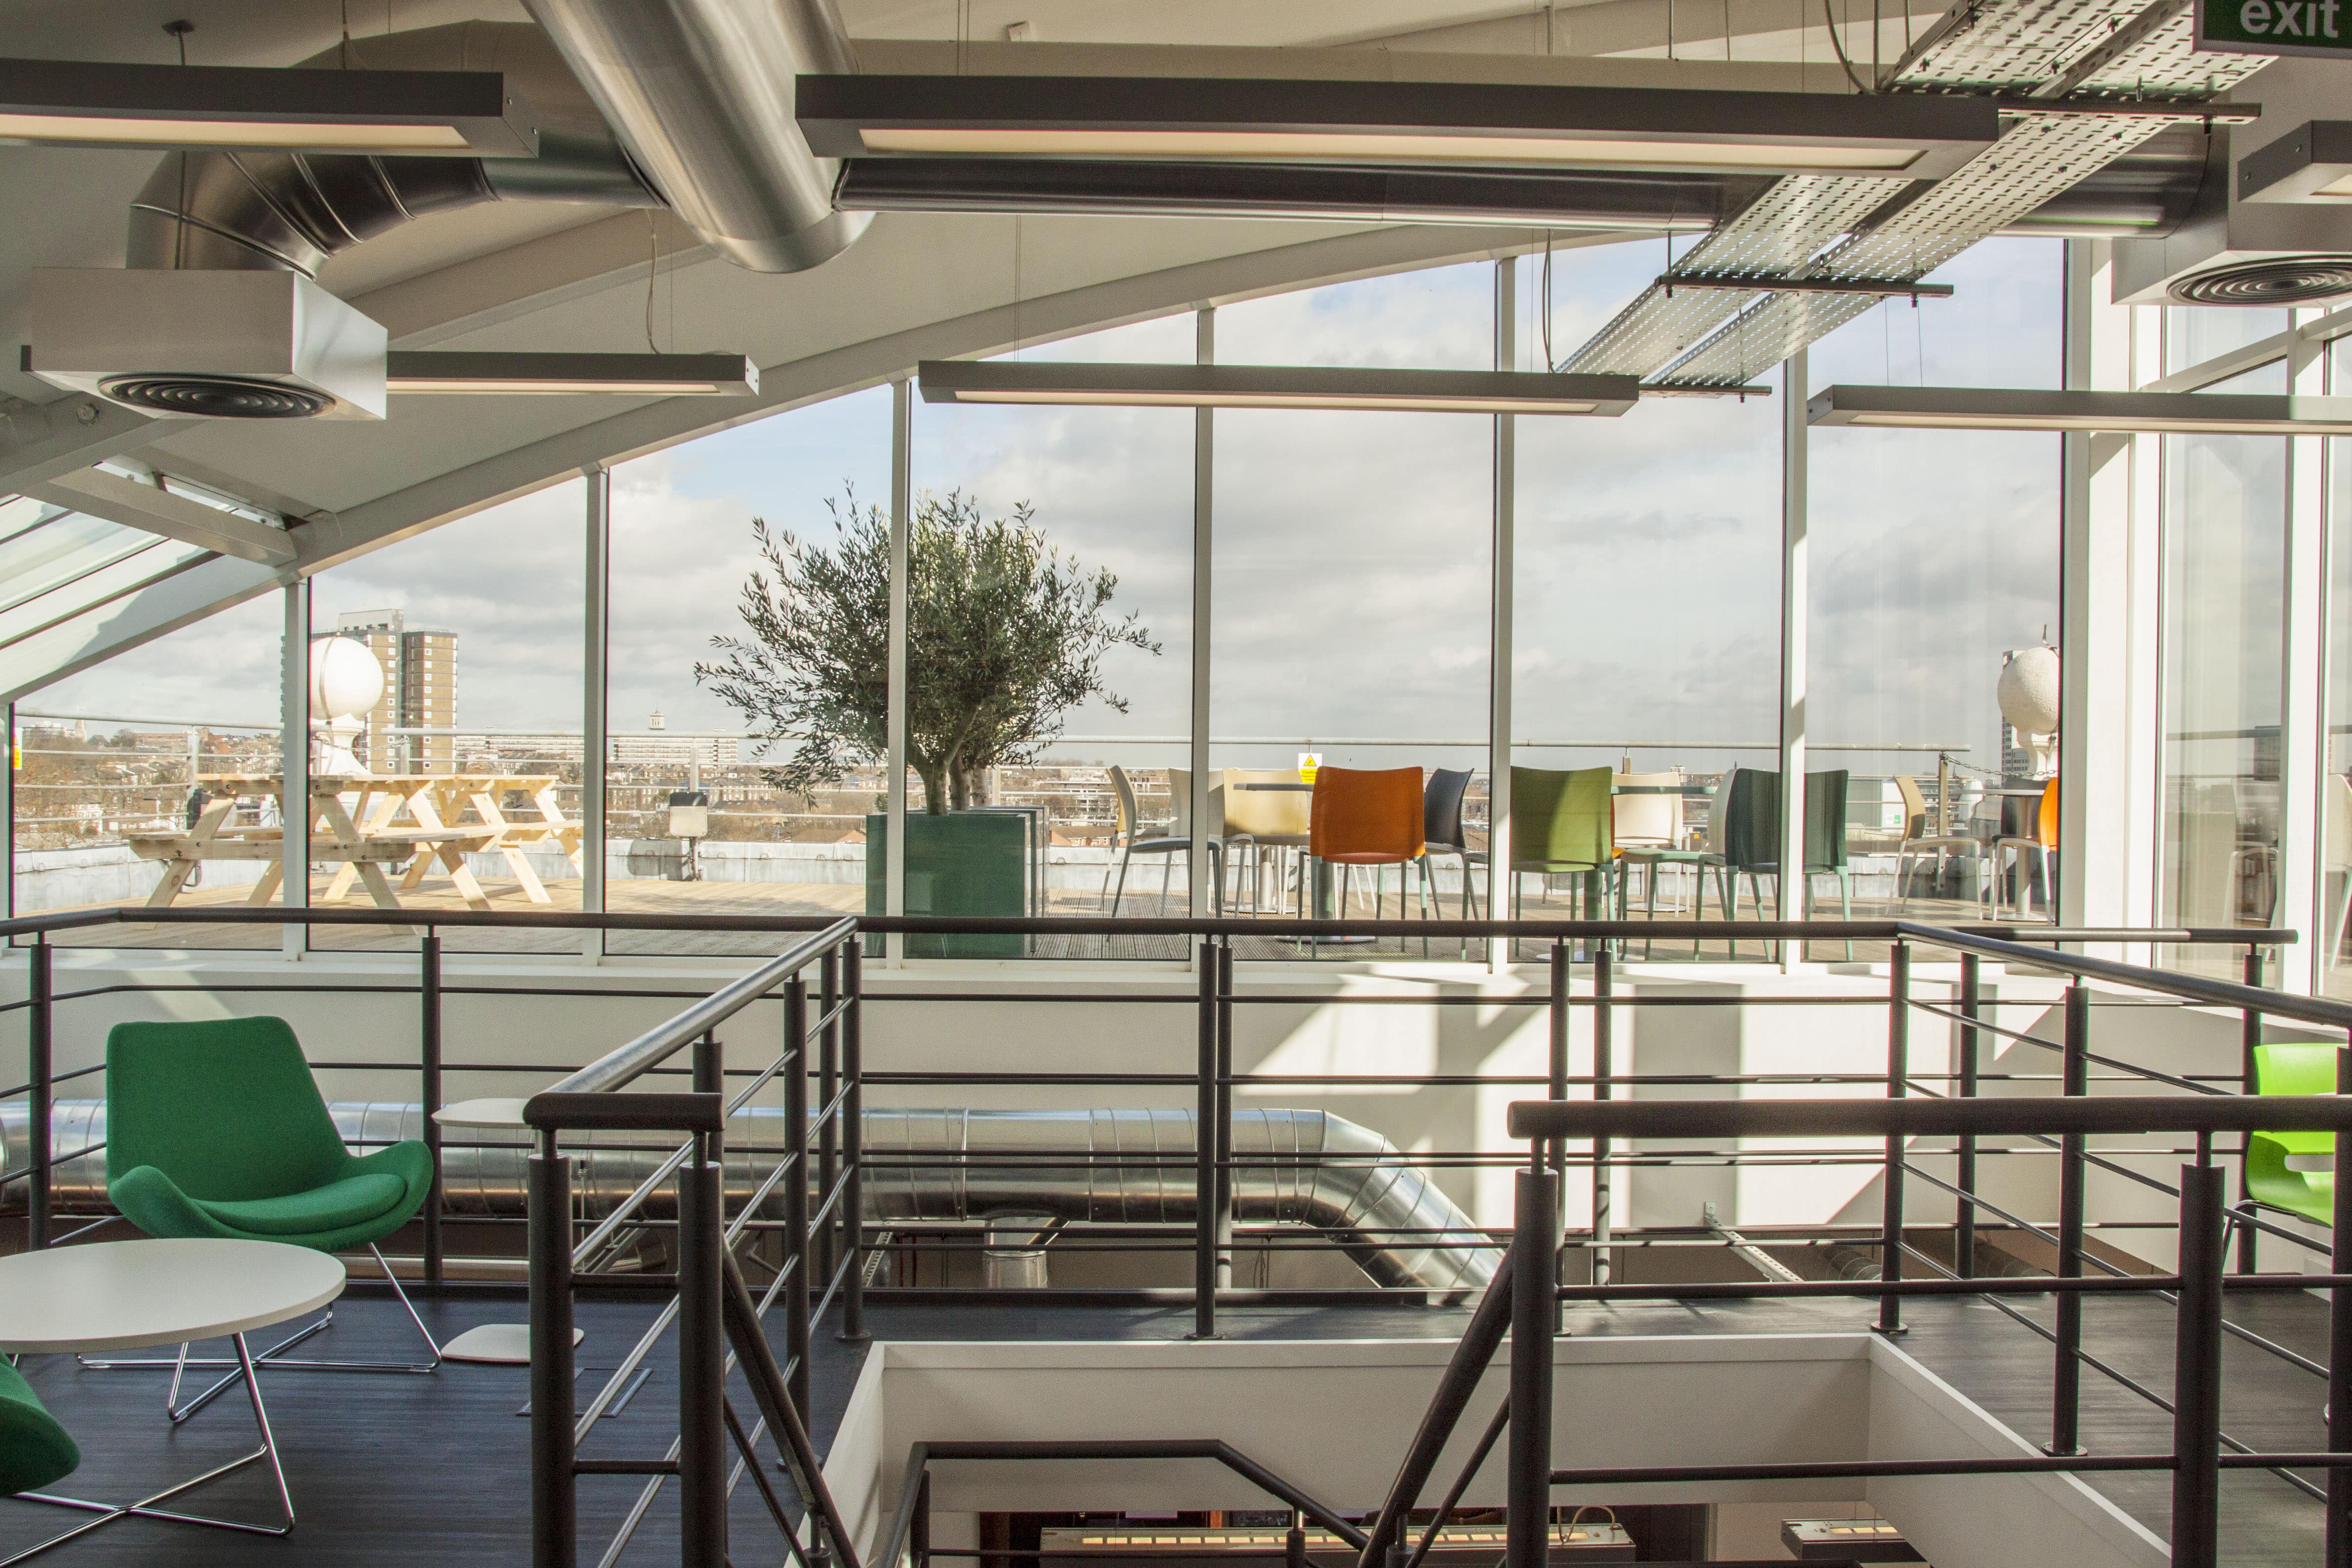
[2198,0,2352,55]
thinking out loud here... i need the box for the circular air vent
[2169,257,2352,307]
[98,375,332,419]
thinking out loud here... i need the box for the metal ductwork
[3,1101,1497,1293]
[520,0,869,273]
[126,22,663,277]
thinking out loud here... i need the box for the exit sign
[2197,0,2352,55]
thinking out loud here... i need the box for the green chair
[1508,766,1618,928]
[0,1360,81,1500]
[2247,1041,2339,1225]
[1720,768,1855,961]
[97,1017,440,1413]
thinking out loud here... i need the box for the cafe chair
[1508,766,1617,939]
[2244,1042,2337,1229]
[1309,766,1426,957]
[97,1016,441,1417]
[1892,775,1984,913]
[1420,768,1487,956]
[1989,777,2059,923]
[1103,764,1225,916]
[1222,768,1314,916]
[1614,771,1736,959]
[1719,769,1854,961]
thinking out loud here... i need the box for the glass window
[606,389,891,956]
[1807,237,2065,947]
[2322,339,2352,996]
[308,480,588,953]
[2158,347,2290,972]
[908,316,1194,960]
[13,589,284,947]
[1513,240,1783,962]
[1212,265,1494,960]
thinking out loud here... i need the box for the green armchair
[0,1361,79,1499]
[98,1016,440,1407]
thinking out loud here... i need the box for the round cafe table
[0,1238,343,1557]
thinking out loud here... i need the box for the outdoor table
[0,1238,344,1554]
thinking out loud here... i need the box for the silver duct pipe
[3,1102,1498,1292]
[126,22,663,276]
[520,0,869,273]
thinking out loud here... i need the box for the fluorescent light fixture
[2239,121,2352,203]
[1658,273,1954,298]
[385,352,758,396]
[1808,384,2352,434]
[0,58,537,156]
[800,76,1999,181]
[920,360,1640,415]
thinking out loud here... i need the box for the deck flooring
[0,1280,2330,1567]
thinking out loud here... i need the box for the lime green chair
[1509,766,1617,920]
[98,1017,440,1405]
[2248,1042,2340,1225]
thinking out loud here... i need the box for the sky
[30,232,2068,787]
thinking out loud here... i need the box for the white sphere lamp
[1997,644,2060,776]
[308,636,386,777]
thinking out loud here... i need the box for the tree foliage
[696,488,1157,813]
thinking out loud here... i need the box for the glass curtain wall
[1807,237,2065,943]
[307,478,588,953]
[1513,242,1784,960]
[908,317,1195,960]
[1211,264,1494,960]
[2322,338,2352,996]
[11,584,284,947]
[605,388,892,956]
[2158,345,2289,972]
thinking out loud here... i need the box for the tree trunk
[916,761,948,815]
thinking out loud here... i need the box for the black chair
[1419,768,1486,956]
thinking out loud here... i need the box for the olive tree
[696,487,1157,813]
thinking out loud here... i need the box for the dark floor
[0,1283,2330,1567]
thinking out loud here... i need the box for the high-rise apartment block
[331,610,458,774]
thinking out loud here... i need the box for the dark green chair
[0,1360,80,1499]
[1719,769,1855,960]
[2247,1042,2338,1225]
[98,1017,440,1409]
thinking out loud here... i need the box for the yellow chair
[1222,768,1312,915]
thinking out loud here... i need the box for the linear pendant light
[0,58,538,156]
[385,352,758,396]
[918,360,1640,416]
[1808,384,2352,434]
[800,75,1999,181]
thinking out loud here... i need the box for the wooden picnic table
[124,773,584,912]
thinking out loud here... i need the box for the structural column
[1487,258,1516,973]
[581,463,610,960]
[1190,306,1216,924]
[1,699,13,920]
[2280,308,2328,994]
[886,377,912,965]
[1778,348,1808,969]
[279,577,311,958]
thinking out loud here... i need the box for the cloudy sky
[36,232,2067,787]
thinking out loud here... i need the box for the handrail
[1894,922,2350,1030]
[536,917,856,1099]
[1507,1092,2352,1142]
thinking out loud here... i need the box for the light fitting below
[918,360,1640,416]
[384,352,758,397]
[1809,385,2352,435]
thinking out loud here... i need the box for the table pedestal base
[3,1333,294,1566]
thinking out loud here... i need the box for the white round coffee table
[0,1239,345,1552]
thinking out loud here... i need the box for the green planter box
[864,811,1026,957]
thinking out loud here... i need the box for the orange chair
[1310,767,1427,951]
[1991,777,2058,922]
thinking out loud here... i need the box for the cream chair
[1892,774,1985,913]
[1221,768,1312,915]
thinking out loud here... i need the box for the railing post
[820,949,841,1288]
[1582,943,1608,1291]
[912,1468,932,1568]
[420,933,443,1284]
[528,1130,576,1568]
[841,936,867,1342]
[2329,1032,2352,1568]
[2238,946,2264,1274]
[26,938,51,1251]
[784,975,813,1414]
[1192,938,1218,1339]
[2050,982,2089,1456]
[1956,951,1979,1279]
[1215,940,1235,1290]
[2170,1158,2225,1568]
[1879,940,1909,1335]
[1506,1160,1556,1568]
[678,1128,728,1568]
